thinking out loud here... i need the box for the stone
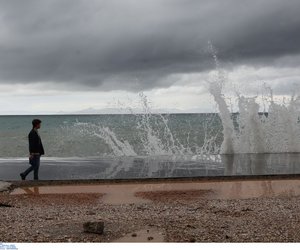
[0,203,12,207]
[87,211,96,215]
[83,221,104,235]
[0,181,11,192]
[45,217,54,220]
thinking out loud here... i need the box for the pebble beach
[1,178,300,242]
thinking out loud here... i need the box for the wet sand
[10,178,300,204]
[1,177,300,242]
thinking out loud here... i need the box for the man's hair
[32,119,42,127]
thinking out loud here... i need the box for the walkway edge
[8,174,300,188]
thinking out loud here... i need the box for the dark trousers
[22,155,40,180]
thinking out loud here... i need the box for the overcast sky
[0,0,300,114]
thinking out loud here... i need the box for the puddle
[10,179,300,204]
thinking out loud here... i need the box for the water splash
[75,122,137,157]
[63,43,300,157]
[208,43,300,154]
[208,42,235,154]
[71,93,221,158]
[135,93,190,156]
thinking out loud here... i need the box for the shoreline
[1,175,300,242]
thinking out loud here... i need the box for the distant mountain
[59,107,196,115]
[0,107,204,116]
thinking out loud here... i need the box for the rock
[0,181,11,192]
[87,211,96,215]
[83,221,104,235]
[241,208,253,212]
[147,236,154,241]
[131,233,137,237]
[186,224,195,228]
[45,217,54,220]
[0,203,12,207]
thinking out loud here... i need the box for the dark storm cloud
[0,0,300,91]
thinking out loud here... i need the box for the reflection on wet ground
[10,178,300,205]
[2,153,300,180]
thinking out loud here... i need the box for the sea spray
[208,42,235,154]
[74,122,137,157]
[69,93,221,158]
[135,93,190,156]
[208,43,300,154]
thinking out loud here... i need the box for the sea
[2,58,300,180]
[1,112,300,181]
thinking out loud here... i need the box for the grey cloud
[0,0,300,91]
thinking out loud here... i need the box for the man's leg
[33,155,40,180]
[21,163,34,180]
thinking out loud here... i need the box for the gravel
[1,187,300,242]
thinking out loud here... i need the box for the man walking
[20,119,45,180]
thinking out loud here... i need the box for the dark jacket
[28,129,44,155]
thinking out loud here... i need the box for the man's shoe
[20,173,25,180]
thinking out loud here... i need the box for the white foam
[75,123,137,157]
[208,45,300,154]
[72,93,220,158]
